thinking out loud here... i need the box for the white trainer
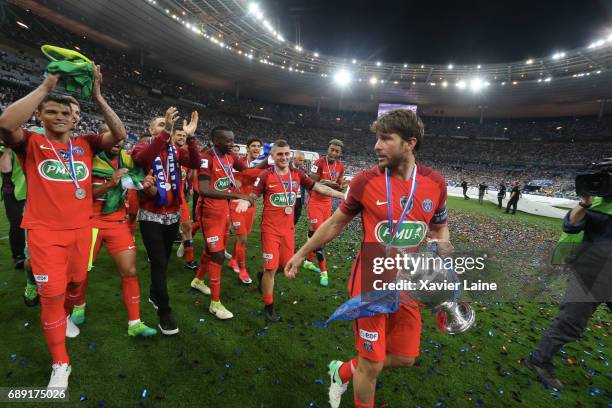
[65,317,80,338]
[47,363,71,390]
[224,250,232,260]
[328,360,348,408]
[176,242,185,257]
[209,301,233,320]
[190,278,211,295]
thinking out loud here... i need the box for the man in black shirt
[497,182,506,208]
[461,180,469,200]
[525,193,612,389]
[478,183,488,204]
[505,181,521,214]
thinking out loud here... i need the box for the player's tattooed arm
[0,73,60,145]
[285,209,353,279]
[93,168,129,198]
[312,182,345,199]
[92,65,127,148]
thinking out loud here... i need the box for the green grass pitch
[0,196,610,407]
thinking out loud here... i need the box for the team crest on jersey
[399,195,413,211]
[72,146,85,156]
[422,198,434,212]
[38,159,89,182]
[281,180,298,190]
[374,220,428,248]
[311,164,318,173]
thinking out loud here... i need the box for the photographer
[525,191,612,389]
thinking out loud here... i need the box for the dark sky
[270,0,612,64]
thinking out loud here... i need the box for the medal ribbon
[212,147,237,190]
[385,164,417,253]
[44,136,80,191]
[325,156,338,181]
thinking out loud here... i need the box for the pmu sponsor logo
[359,329,379,342]
[38,159,89,182]
[269,192,297,207]
[263,253,273,259]
[206,236,219,243]
[34,274,49,283]
[374,220,427,248]
[214,177,231,191]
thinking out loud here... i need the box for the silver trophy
[395,245,476,335]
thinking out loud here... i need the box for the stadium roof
[11,0,612,118]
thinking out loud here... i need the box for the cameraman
[525,193,612,389]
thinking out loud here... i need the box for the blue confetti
[551,393,560,400]
[475,399,485,406]
[88,344,96,351]
[308,402,317,408]
[256,367,263,374]
[314,379,325,385]
[225,363,231,368]
[19,359,27,365]
[141,389,148,399]
[23,322,30,328]
[10,354,17,361]
[588,387,602,396]
[79,396,87,402]
[488,330,494,337]
[98,400,105,407]
[198,318,206,323]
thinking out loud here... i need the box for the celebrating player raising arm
[235,139,344,322]
[0,67,126,390]
[285,109,450,408]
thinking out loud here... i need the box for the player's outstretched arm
[285,209,352,279]
[199,177,254,204]
[92,65,126,148]
[0,74,60,145]
[312,182,345,200]
[429,223,453,257]
[234,193,258,213]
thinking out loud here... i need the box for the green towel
[550,196,612,264]
[41,45,94,98]
[92,151,144,215]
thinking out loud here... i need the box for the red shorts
[230,202,255,236]
[307,202,331,232]
[261,230,294,271]
[353,303,422,362]
[91,221,136,261]
[200,210,229,253]
[125,189,139,216]
[28,227,92,298]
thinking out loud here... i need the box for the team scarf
[150,139,180,207]
[551,196,612,264]
[92,150,144,214]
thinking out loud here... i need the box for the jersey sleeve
[198,152,212,179]
[9,128,32,157]
[339,171,369,217]
[431,174,448,225]
[80,133,105,154]
[297,169,315,190]
[232,154,247,171]
[252,169,268,196]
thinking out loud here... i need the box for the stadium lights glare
[403,64,408,68]
[352,59,357,64]
[448,64,453,69]
[442,81,448,87]
[314,52,319,57]
[526,59,534,64]
[477,65,481,69]
[501,81,506,85]
[295,45,303,52]
[552,52,566,60]
[376,61,381,66]
[369,76,378,85]
[16,21,29,29]
[588,39,605,49]
[544,77,552,82]
[333,70,353,87]
[248,2,259,13]
[455,80,466,90]
[469,78,484,92]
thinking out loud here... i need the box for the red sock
[319,259,327,272]
[339,358,359,383]
[306,252,314,262]
[354,395,374,408]
[41,295,70,364]
[121,276,140,321]
[64,282,86,316]
[234,241,246,270]
[209,261,222,302]
[262,293,273,305]
[184,246,194,263]
[71,274,89,306]
[195,252,210,280]
[224,229,230,250]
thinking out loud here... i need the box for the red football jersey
[91,157,127,224]
[309,156,344,206]
[339,164,448,297]
[13,129,103,230]
[253,166,315,235]
[198,149,247,212]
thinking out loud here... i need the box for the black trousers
[139,220,180,317]
[463,189,469,199]
[506,198,518,213]
[497,196,503,208]
[531,300,612,370]
[2,191,25,261]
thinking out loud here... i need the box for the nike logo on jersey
[39,145,54,150]
[376,200,388,206]
[128,245,136,250]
